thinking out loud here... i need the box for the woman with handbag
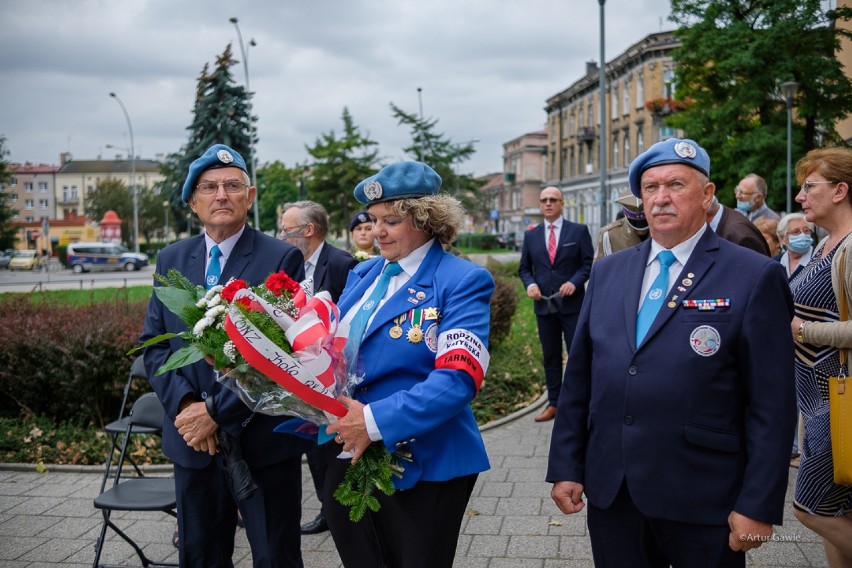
[789,146,852,566]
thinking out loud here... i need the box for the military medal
[389,314,406,339]
[407,308,426,344]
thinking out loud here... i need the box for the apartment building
[5,162,59,224]
[54,152,164,220]
[544,31,683,238]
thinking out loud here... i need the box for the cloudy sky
[1,0,673,177]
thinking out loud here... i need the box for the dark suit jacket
[518,219,594,316]
[312,242,357,303]
[140,226,310,470]
[715,205,770,256]
[546,228,796,526]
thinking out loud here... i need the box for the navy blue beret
[181,144,249,203]
[354,161,442,205]
[628,138,710,198]
[349,210,371,231]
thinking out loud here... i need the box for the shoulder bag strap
[839,248,848,369]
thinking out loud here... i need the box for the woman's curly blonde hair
[383,194,466,245]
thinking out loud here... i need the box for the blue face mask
[736,200,753,213]
[788,234,813,254]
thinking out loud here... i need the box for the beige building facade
[544,31,683,238]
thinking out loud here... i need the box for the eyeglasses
[195,180,249,195]
[278,225,306,239]
[787,228,813,237]
[734,187,757,197]
[540,197,562,204]
[800,180,837,195]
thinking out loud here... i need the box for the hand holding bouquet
[132,268,409,520]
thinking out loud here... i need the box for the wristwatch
[795,321,806,343]
[205,395,217,419]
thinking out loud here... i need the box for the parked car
[496,233,519,251]
[9,250,43,271]
[66,242,149,273]
[0,249,12,269]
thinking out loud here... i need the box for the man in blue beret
[140,143,310,567]
[547,138,796,567]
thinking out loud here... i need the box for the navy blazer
[518,219,594,315]
[546,228,796,526]
[140,226,311,470]
[312,243,357,303]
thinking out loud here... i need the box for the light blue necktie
[206,245,222,289]
[344,261,402,369]
[636,250,676,347]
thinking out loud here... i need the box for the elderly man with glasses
[140,144,310,567]
[735,173,781,222]
[519,186,594,422]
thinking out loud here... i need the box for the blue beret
[628,138,710,198]
[354,161,442,205]
[181,144,248,203]
[349,210,371,231]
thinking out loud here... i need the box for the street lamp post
[598,0,607,231]
[781,81,799,214]
[163,200,170,243]
[109,92,139,252]
[229,16,261,229]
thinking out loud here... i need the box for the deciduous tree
[0,137,19,249]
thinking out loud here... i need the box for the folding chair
[92,392,177,568]
[99,356,159,494]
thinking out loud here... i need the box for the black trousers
[322,441,477,568]
[586,482,744,568]
[174,456,303,568]
[535,310,579,406]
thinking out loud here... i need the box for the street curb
[0,391,549,475]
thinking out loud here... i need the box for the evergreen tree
[389,103,480,217]
[159,44,256,231]
[669,0,852,212]
[0,137,18,249]
[305,108,379,237]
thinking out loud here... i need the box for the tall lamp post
[163,200,170,243]
[598,0,607,231]
[109,92,139,252]
[229,16,261,229]
[781,81,799,214]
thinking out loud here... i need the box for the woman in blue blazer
[325,161,495,567]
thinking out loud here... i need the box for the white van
[66,242,149,273]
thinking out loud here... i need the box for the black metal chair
[92,392,177,568]
[99,356,160,493]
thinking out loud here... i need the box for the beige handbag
[829,249,852,484]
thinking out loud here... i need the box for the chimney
[60,152,72,165]
[586,60,599,76]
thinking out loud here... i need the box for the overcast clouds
[0,0,673,176]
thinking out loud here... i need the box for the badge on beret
[674,141,697,159]
[364,181,383,201]
[216,149,234,164]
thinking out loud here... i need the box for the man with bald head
[519,186,593,422]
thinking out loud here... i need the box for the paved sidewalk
[0,398,827,567]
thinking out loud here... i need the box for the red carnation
[222,279,248,302]
[235,296,253,309]
[265,271,300,297]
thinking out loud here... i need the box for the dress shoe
[534,405,557,422]
[300,513,329,535]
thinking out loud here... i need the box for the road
[0,264,155,293]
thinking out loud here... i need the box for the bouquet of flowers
[132,268,409,521]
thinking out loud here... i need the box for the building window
[587,102,594,127]
[637,130,645,155]
[661,126,675,139]
[39,199,49,209]
[24,182,33,193]
[623,131,631,167]
[25,199,34,210]
[612,132,619,169]
[570,147,576,178]
[38,181,48,192]
[25,216,34,223]
[11,212,19,220]
[636,72,644,108]
[611,85,618,119]
[8,176,16,186]
[623,80,630,116]
[664,69,676,98]
[569,111,575,135]
[9,193,17,202]
[71,186,78,199]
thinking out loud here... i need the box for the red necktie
[548,224,557,264]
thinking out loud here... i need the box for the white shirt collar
[306,241,324,268]
[647,224,707,268]
[204,225,245,267]
[392,238,434,277]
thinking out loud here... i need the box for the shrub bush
[486,259,519,346]
[456,233,500,250]
[0,292,149,426]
